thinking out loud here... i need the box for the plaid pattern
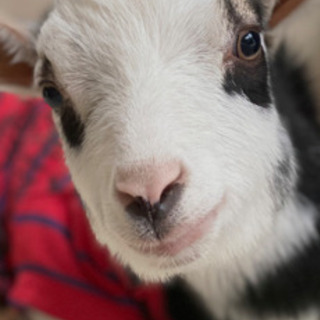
[0,93,170,320]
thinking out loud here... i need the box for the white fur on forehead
[44,0,228,57]
[51,0,224,36]
[39,0,275,77]
[37,0,231,109]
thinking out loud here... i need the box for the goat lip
[132,197,225,257]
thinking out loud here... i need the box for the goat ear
[0,22,37,93]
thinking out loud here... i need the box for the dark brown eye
[236,31,262,61]
[43,86,63,109]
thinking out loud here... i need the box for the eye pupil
[43,87,63,108]
[239,31,261,58]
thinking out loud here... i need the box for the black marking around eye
[40,57,55,82]
[39,58,85,148]
[58,101,85,148]
[223,56,271,108]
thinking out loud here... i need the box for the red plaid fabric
[0,93,170,320]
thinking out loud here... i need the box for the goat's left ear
[0,21,37,92]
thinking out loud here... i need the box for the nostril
[159,182,180,206]
[115,161,185,206]
[126,197,154,220]
[126,183,183,223]
[160,183,175,203]
[116,189,136,208]
[158,183,183,215]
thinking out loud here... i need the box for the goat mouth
[130,197,225,257]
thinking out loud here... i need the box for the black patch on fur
[242,47,320,317]
[272,47,320,208]
[58,101,85,148]
[40,58,85,148]
[243,223,320,317]
[223,55,272,108]
[273,153,294,209]
[165,278,216,320]
[39,57,55,82]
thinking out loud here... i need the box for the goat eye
[43,87,63,108]
[237,31,261,60]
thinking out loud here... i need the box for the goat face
[33,0,295,281]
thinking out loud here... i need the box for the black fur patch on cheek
[223,57,272,108]
[272,153,295,210]
[58,103,85,148]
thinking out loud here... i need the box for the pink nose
[115,161,184,206]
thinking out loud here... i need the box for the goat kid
[1,1,320,319]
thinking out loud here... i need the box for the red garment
[0,93,170,320]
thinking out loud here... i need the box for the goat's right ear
[0,22,37,93]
